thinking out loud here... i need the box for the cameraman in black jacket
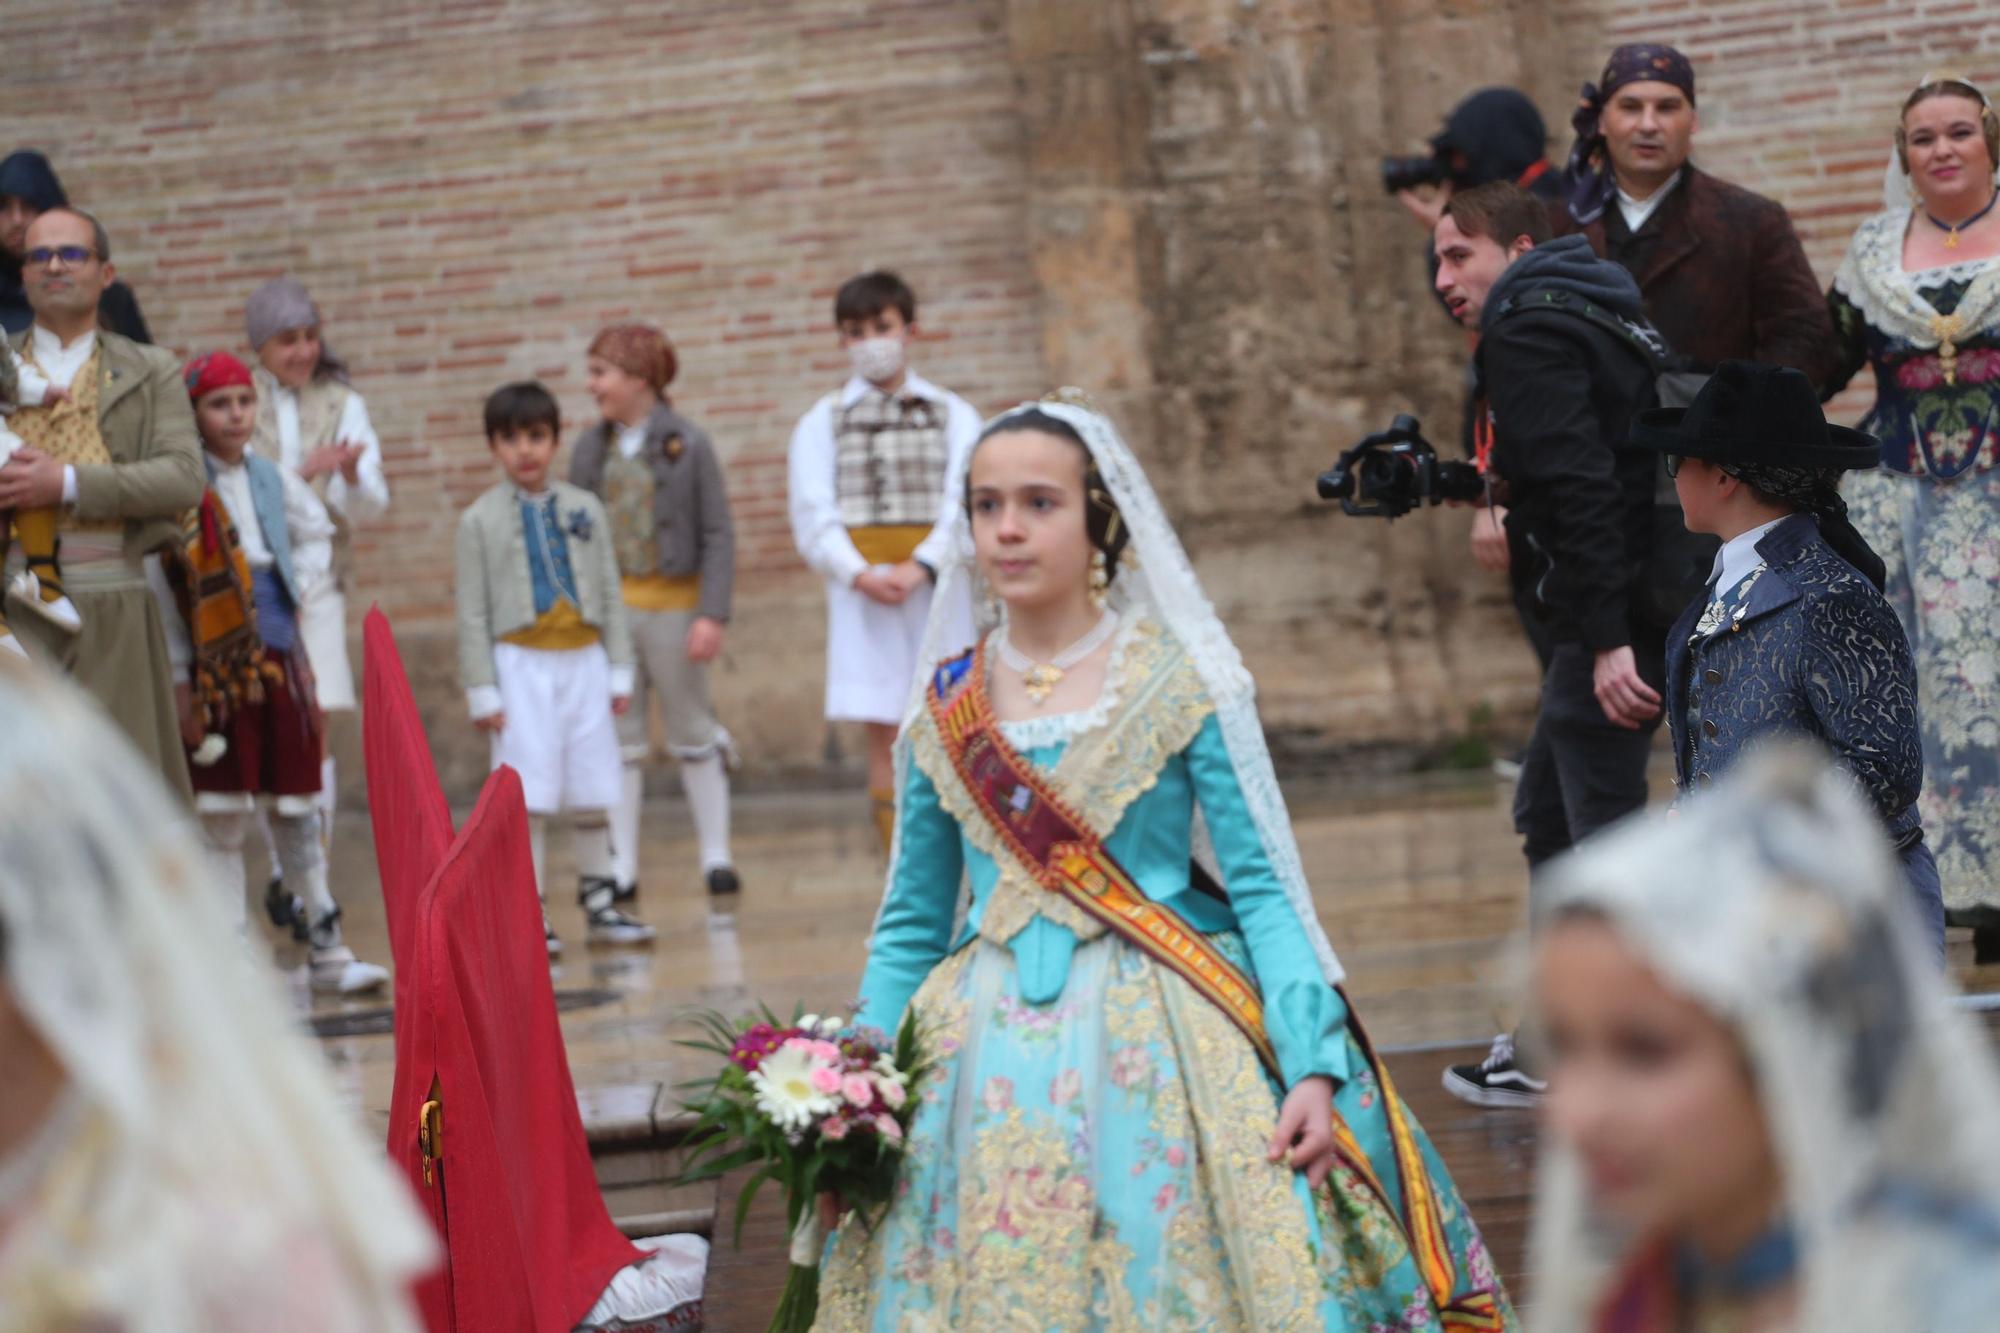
[1432,181,1670,1108]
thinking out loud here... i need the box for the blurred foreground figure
[0,660,432,1330]
[1531,747,2000,1333]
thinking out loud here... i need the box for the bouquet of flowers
[674,1005,929,1332]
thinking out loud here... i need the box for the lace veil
[876,394,1344,986]
[1528,746,2000,1332]
[0,663,432,1330]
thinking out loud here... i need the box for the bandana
[1565,43,1698,225]
[588,323,677,397]
[1727,462,1888,592]
[182,350,255,404]
[243,276,350,384]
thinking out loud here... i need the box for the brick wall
[7,0,1995,791]
[0,0,1048,789]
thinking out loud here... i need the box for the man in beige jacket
[0,208,202,799]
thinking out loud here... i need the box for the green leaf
[732,1164,781,1247]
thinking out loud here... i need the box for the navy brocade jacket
[1667,514,1924,845]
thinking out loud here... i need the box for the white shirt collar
[29,323,96,362]
[1710,516,1789,596]
[1616,168,1683,234]
[839,369,946,409]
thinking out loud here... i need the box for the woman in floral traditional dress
[1825,75,2000,950]
[813,397,1514,1330]
[1531,749,2000,1332]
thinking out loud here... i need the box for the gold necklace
[995,610,1118,705]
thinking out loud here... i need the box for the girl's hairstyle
[1897,76,2000,172]
[970,408,1131,581]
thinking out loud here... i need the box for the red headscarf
[182,350,256,404]
[587,323,676,397]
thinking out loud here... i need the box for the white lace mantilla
[1832,207,2000,347]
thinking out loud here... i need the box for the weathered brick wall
[7,0,1992,793]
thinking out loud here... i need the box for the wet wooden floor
[285,765,2000,1326]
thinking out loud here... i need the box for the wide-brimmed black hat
[1630,360,1881,471]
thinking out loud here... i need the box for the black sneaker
[579,876,657,947]
[1442,1033,1547,1109]
[265,876,308,941]
[706,865,741,898]
[612,880,639,905]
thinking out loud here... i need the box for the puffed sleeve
[1184,712,1349,1089]
[854,748,965,1033]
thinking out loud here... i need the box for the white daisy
[749,1041,837,1133]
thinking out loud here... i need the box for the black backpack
[1489,287,1718,625]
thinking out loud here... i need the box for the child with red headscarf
[161,351,390,994]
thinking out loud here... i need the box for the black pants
[1512,638,1666,916]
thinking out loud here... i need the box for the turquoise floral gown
[815,618,1514,1331]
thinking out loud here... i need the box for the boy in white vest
[456,381,655,952]
[787,270,977,849]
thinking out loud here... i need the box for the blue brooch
[566,509,594,542]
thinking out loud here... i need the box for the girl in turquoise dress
[814,396,1514,1331]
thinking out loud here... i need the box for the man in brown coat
[0,207,203,798]
[1556,43,1838,388]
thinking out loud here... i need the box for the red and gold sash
[928,642,1504,1330]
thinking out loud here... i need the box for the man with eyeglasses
[0,150,151,342]
[0,207,202,799]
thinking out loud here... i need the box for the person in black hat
[1634,359,1946,956]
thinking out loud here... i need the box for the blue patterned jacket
[1667,513,1924,845]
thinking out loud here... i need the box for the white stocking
[610,764,644,888]
[573,815,615,884]
[678,753,733,871]
[528,813,549,903]
[198,810,253,935]
[271,810,334,925]
[253,806,281,882]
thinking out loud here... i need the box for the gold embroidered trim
[907,617,1215,950]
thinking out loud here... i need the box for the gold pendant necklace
[996,610,1118,707]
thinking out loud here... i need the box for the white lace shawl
[870,397,1345,986]
[1834,200,2000,348]
[0,663,433,1330]
[1528,747,2000,1332]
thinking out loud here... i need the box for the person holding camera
[1431,181,1683,1108]
[1388,87,1564,236]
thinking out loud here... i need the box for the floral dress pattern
[1829,213,2000,918]
[813,620,1513,1330]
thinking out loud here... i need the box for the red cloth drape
[367,612,642,1331]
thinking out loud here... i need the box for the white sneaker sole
[587,929,658,948]
[1441,1067,1546,1109]
[312,963,389,996]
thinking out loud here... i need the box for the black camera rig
[1315,414,1486,519]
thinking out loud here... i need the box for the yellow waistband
[849,524,930,567]
[621,573,701,613]
[500,599,602,651]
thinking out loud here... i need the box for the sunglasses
[24,245,98,269]
[1663,455,1740,481]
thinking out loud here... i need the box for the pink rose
[1958,348,2000,385]
[1049,1068,1082,1107]
[877,1077,907,1110]
[1166,1144,1186,1168]
[981,1077,1014,1115]
[821,1115,850,1142]
[810,1040,844,1064]
[780,1036,815,1056]
[841,1074,875,1107]
[875,1114,903,1141]
[810,1065,843,1095]
[1897,357,1947,391]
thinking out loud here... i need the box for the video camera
[1315,414,1486,519]
[1380,153,1450,195]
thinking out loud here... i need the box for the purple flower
[729,1022,783,1072]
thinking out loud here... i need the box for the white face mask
[847,336,906,385]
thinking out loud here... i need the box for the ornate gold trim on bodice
[909,617,1216,949]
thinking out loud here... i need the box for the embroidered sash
[927,643,1504,1330]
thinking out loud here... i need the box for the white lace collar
[1833,207,2000,346]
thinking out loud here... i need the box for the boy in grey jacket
[456,382,654,951]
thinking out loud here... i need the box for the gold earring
[1090,549,1110,600]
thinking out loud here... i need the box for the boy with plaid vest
[787,271,977,849]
